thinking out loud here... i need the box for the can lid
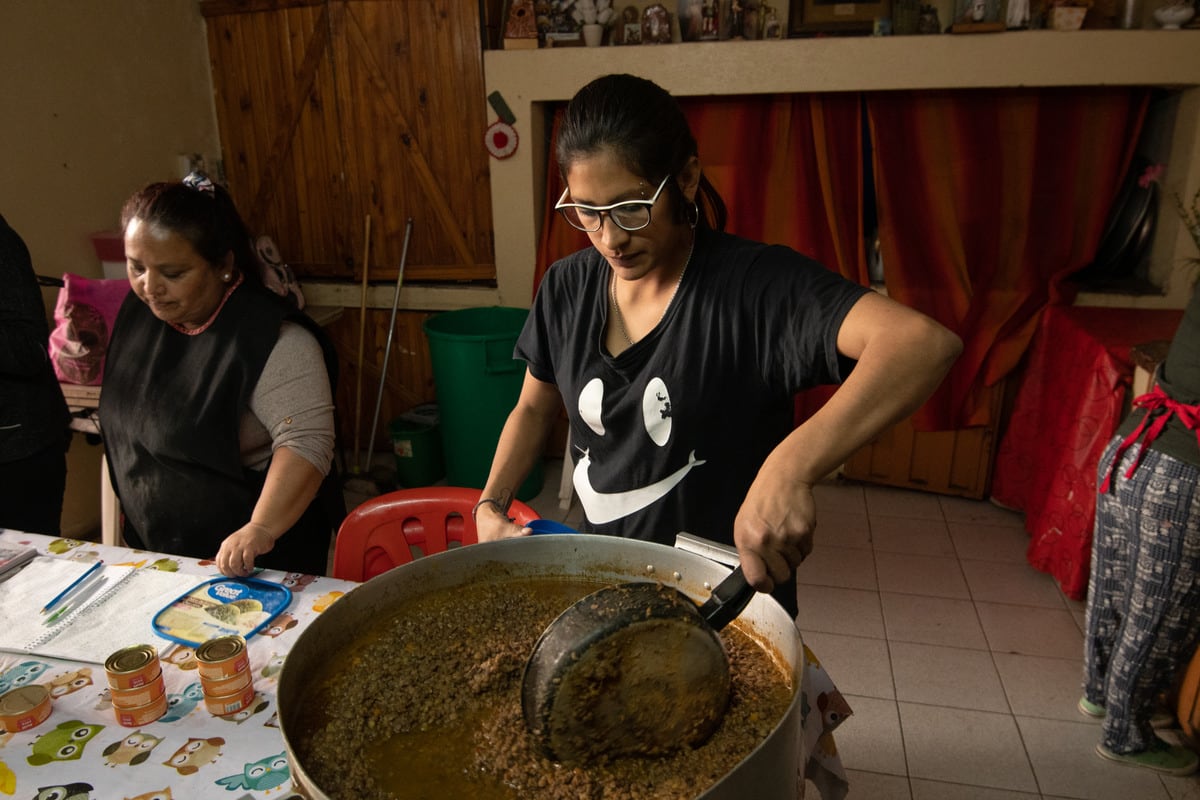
[197,635,246,663]
[106,644,159,675]
[0,685,51,716]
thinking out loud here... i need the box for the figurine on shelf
[1007,0,1031,27]
[700,0,719,39]
[1154,0,1196,28]
[917,3,942,31]
[762,2,784,37]
[575,0,614,45]
[573,0,615,28]
[643,3,673,42]
[728,0,746,37]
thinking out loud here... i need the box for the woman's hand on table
[734,473,817,594]
[216,522,276,576]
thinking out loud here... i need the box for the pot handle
[696,566,755,630]
[674,533,755,630]
[673,532,739,567]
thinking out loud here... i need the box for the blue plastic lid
[152,576,292,647]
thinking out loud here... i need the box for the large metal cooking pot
[278,534,805,800]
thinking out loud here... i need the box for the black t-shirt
[517,227,870,548]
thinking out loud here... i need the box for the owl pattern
[123,790,173,800]
[27,721,104,765]
[45,667,93,699]
[31,783,94,800]
[160,682,205,723]
[0,660,49,694]
[259,614,297,639]
[161,645,198,671]
[102,731,164,767]
[214,752,289,792]
[163,737,224,776]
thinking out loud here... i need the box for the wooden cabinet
[201,0,495,284]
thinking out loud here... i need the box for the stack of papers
[0,557,204,664]
[0,543,37,581]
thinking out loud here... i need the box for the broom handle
[353,215,371,473]
[365,218,413,472]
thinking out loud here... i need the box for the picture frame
[618,4,643,42]
[789,0,890,33]
[950,0,1007,30]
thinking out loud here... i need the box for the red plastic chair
[332,487,540,582]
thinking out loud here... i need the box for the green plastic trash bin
[423,306,544,501]
[388,404,445,488]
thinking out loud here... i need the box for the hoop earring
[687,201,700,230]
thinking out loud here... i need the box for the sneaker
[1095,739,1200,776]
[1079,696,1105,718]
[1151,709,1177,729]
[1076,697,1175,728]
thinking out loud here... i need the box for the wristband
[472,498,506,521]
[472,489,514,521]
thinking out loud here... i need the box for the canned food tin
[110,672,166,709]
[105,644,162,690]
[114,689,168,727]
[203,682,256,717]
[199,665,252,698]
[0,685,53,733]
[196,635,249,680]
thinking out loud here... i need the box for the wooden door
[201,0,495,283]
[840,380,1006,499]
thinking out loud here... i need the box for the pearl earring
[222,272,232,282]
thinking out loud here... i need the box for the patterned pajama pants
[1083,435,1200,754]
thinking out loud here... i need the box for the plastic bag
[48,273,130,385]
[254,235,305,310]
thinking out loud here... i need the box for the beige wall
[1,1,220,537]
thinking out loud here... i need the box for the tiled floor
[524,461,1200,800]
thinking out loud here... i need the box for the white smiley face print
[573,375,705,524]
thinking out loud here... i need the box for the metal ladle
[521,564,755,763]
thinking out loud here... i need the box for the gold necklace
[610,232,695,347]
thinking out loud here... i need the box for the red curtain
[533,93,866,292]
[867,88,1150,430]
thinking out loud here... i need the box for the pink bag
[49,273,130,385]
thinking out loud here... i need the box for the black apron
[99,286,338,575]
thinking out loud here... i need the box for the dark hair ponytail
[120,174,261,287]
[556,74,727,232]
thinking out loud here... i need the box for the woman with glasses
[475,73,962,617]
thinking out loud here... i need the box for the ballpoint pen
[41,560,103,614]
[43,575,108,626]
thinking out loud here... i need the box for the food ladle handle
[697,566,755,630]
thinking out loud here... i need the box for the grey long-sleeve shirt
[238,320,335,475]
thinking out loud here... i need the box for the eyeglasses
[555,174,671,233]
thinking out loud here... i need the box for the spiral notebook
[0,556,205,664]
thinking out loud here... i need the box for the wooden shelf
[485,31,1200,99]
